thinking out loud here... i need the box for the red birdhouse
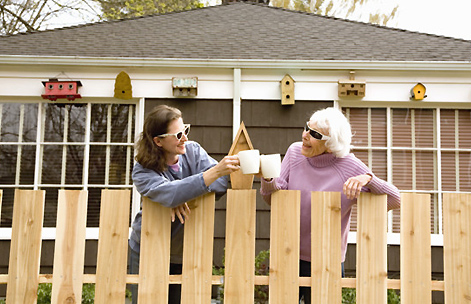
[41,78,82,101]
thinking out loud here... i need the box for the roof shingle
[1,2,470,62]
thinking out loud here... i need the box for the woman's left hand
[343,174,372,200]
[171,202,191,224]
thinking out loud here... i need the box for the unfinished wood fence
[0,189,470,303]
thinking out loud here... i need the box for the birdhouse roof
[41,79,83,86]
[1,2,471,62]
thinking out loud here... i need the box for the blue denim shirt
[129,141,228,262]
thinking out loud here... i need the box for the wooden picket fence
[0,189,470,303]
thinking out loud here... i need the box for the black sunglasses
[305,122,330,140]
[158,124,191,140]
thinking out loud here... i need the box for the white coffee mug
[260,154,281,178]
[237,149,260,174]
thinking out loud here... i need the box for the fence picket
[443,193,471,303]
[400,193,431,304]
[356,193,387,304]
[181,193,216,304]
[224,189,257,303]
[311,191,342,303]
[6,189,45,304]
[51,190,88,304]
[138,196,172,303]
[269,190,300,304]
[95,189,131,304]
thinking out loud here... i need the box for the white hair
[310,107,352,158]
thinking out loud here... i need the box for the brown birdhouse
[41,78,82,101]
[228,122,255,189]
[114,71,133,100]
[281,74,295,105]
[410,83,427,100]
[338,71,366,98]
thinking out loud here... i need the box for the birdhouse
[281,74,295,105]
[41,78,82,101]
[338,71,366,98]
[410,83,427,100]
[172,77,198,97]
[114,71,133,100]
[228,122,255,189]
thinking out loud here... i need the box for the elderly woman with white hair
[260,107,400,304]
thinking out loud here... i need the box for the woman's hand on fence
[343,174,372,200]
[171,202,191,224]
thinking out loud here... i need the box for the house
[1,2,471,301]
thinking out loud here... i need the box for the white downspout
[233,68,241,139]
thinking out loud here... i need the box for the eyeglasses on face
[305,122,330,140]
[158,124,191,140]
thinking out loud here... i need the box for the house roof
[1,2,470,62]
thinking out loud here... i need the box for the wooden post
[311,191,342,303]
[224,189,257,303]
[443,193,471,303]
[6,189,45,304]
[356,193,387,304]
[95,189,131,304]
[269,190,300,304]
[400,193,431,304]
[51,190,88,304]
[138,197,172,303]
[181,193,216,304]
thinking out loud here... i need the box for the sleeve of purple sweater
[336,154,401,211]
[260,145,401,210]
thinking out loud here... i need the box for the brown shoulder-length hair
[135,105,182,172]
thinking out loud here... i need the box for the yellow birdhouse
[338,71,366,98]
[410,83,427,100]
[228,122,255,189]
[114,71,133,100]
[281,74,295,105]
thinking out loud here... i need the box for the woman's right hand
[203,155,240,186]
[214,155,240,176]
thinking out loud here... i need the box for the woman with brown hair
[129,104,239,304]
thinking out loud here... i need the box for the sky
[46,0,471,41]
[369,0,471,40]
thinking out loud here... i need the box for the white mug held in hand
[237,149,260,174]
[260,154,281,178]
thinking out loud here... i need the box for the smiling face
[301,121,330,158]
[153,117,188,164]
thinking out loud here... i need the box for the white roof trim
[1,55,471,71]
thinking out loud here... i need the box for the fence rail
[0,189,470,303]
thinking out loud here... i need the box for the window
[0,102,136,228]
[343,107,471,236]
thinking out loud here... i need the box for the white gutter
[1,55,471,71]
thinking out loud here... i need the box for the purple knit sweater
[261,142,401,262]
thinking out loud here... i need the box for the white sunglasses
[158,124,191,140]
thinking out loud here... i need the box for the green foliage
[342,288,401,304]
[37,283,53,303]
[0,283,132,304]
[270,0,398,26]
[342,288,357,304]
[95,0,204,20]
[81,284,96,304]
